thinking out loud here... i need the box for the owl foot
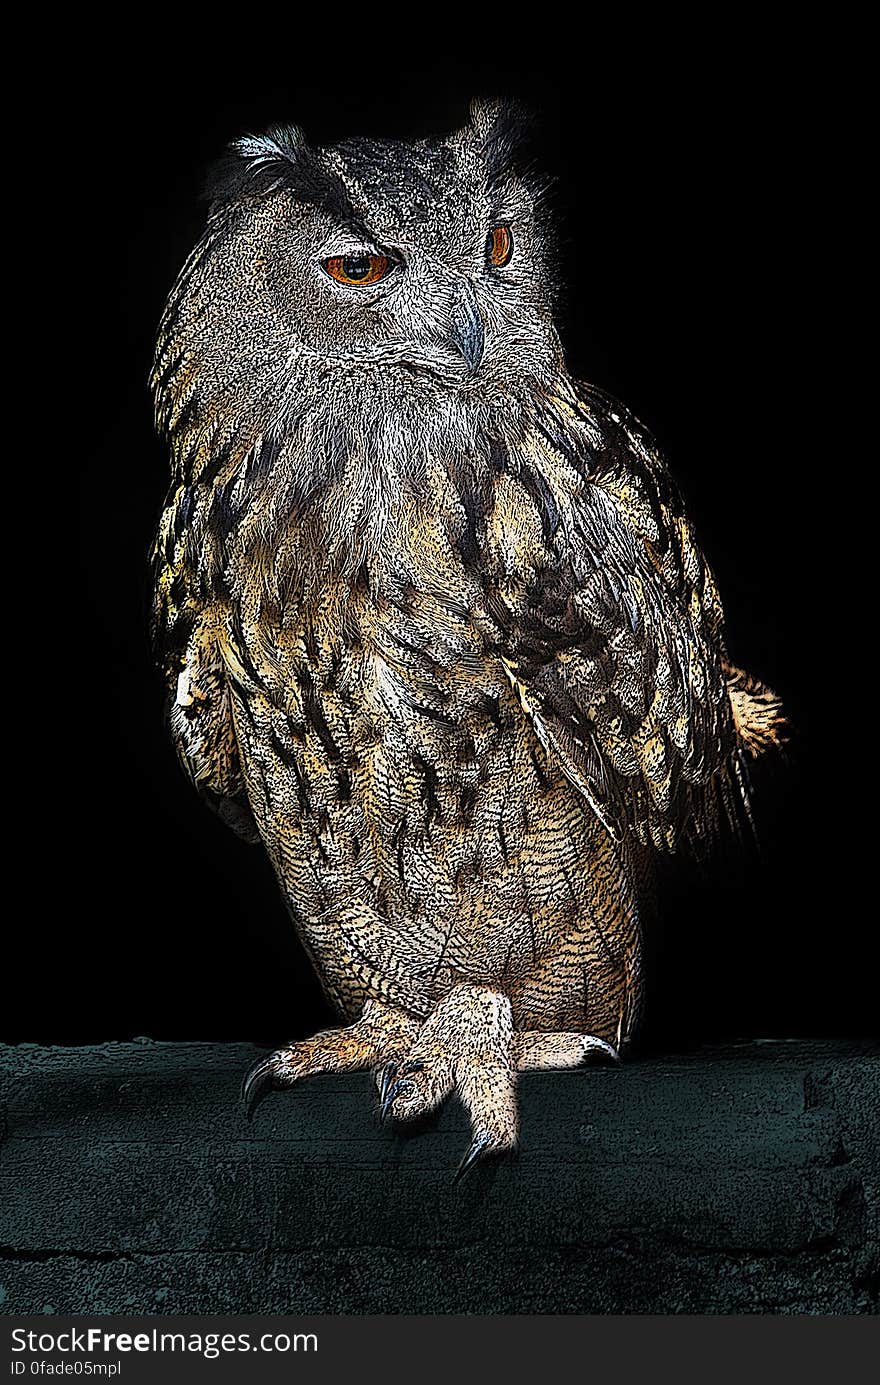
[242,1000,420,1119]
[379,984,518,1177]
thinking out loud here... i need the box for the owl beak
[448,283,485,373]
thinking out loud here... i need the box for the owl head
[154,100,561,468]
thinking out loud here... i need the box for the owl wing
[151,483,260,844]
[481,380,743,851]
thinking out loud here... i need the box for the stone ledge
[1,1040,877,1314]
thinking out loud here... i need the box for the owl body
[232,457,643,1044]
[151,105,784,1161]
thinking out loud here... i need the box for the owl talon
[512,1030,623,1071]
[241,1055,277,1120]
[589,1037,621,1064]
[373,1059,399,1108]
[380,1075,420,1122]
[453,1133,497,1184]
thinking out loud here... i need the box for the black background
[12,30,869,1047]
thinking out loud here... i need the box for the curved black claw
[241,1055,277,1121]
[374,1060,399,1109]
[597,1038,622,1065]
[380,1076,417,1124]
[452,1133,497,1185]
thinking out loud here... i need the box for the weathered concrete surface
[1,1040,877,1314]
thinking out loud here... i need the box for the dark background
[12,33,868,1048]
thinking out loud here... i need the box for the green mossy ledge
[1,1040,878,1314]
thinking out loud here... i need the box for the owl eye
[323,253,391,286]
[486,225,513,268]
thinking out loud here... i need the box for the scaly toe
[383,1075,425,1123]
[382,1055,452,1124]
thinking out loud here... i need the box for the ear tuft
[467,97,536,185]
[468,98,510,139]
[202,124,354,222]
[232,124,307,167]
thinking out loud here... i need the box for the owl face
[161,102,560,448]
[296,121,555,387]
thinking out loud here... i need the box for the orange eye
[487,225,513,267]
[323,253,391,286]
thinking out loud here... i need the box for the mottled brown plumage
[151,103,785,1171]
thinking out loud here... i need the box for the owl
[151,100,785,1177]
